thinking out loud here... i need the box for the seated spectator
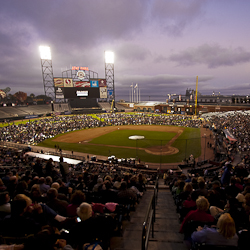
[117,181,137,204]
[0,178,7,192]
[180,196,214,233]
[57,179,72,199]
[235,177,244,192]
[46,188,69,217]
[30,184,46,203]
[93,178,105,193]
[68,202,114,249]
[13,180,30,197]
[113,176,122,190]
[1,198,42,237]
[179,191,199,222]
[88,174,99,191]
[67,190,86,217]
[39,177,50,194]
[196,180,208,197]
[191,213,238,246]
[51,182,69,202]
[210,197,248,230]
[243,193,250,222]
[208,180,226,209]
[101,181,118,204]
[234,162,248,179]
[225,177,241,199]
[138,173,146,192]
[15,194,67,225]
[0,191,11,215]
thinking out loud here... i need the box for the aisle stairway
[110,179,187,250]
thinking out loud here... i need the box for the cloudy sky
[1,0,250,102]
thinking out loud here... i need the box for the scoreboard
[54,77,107,99]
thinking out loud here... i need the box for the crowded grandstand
[0,108,250,249]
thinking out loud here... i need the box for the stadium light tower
[105,51,115,110]
[39,46,55,101]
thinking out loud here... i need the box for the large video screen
[63,87,100,98]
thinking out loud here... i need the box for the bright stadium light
[105,51,114,64]
[39,46,51,60]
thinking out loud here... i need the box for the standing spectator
[221,163,233,186]
[59,156,70,183]
[45,158,54,177]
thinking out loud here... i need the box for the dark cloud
[169,44,250,68]
[150,0,206,36]
[116,43,151,62]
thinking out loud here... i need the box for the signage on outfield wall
[99,79,107,87]
[63,78,73,87]
[99,87,107,98]
[90,80,99,87]
[54,78,63,87]
[75,81,90,87]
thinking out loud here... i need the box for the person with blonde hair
[180,196,214,233]
[192,213,238,246]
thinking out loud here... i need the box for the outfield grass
[38,126,201,163]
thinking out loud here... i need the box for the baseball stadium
[0,53,249,250]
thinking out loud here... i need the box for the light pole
[105,51,115,110]
[39,46,55,100]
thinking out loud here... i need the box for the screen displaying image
[76,90,88,97]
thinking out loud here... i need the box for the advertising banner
[75,81,90,87]
[99,79,107,87]
[63,78,73,87]
[99,87,107,98]
[55,87,64,99]
[54,78,63,87]
[90,80,99,87]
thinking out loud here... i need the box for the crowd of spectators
[0,113,202,145]
[0,146,150,250]
[2,110,250,249]
[202,111,250,162]
[169,159,250,249]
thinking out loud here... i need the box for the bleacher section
[0,104,52,120]
[99,102,112,112]
[98,102,134,112]
[53,103,71,113]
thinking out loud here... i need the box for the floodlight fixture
[39,46,51,60]
[105,51,114,64]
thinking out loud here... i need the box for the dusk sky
[1,0,250,102]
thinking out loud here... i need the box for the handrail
[141,176,159,250]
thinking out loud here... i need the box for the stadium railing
[141,176,158,250]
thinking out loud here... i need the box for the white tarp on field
[25,152,82,165]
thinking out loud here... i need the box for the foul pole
[195,76,198,116]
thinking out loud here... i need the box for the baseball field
[38,125,202,163]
